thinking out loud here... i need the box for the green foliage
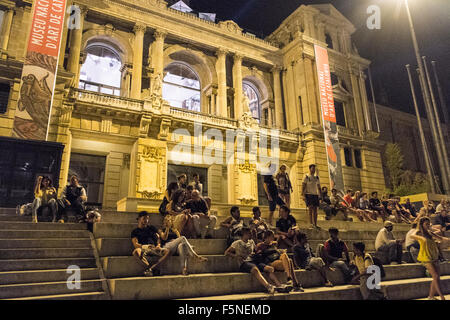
[384,144,431,197]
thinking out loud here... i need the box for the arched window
[79,44,122,96]
[243,82,261,122]
[163,62,201,112]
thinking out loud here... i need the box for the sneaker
[275,284,293,293]
[266,285,275,294]
[292,285,304,292]
[324,280,334,287]
[144,268,153,277]
[427,296,438,300]
[390,261,398,265]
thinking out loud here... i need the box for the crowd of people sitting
[23,166,449,300]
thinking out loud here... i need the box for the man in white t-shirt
[302,164,322,229]
[405,223,419,263]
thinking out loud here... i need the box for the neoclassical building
[0,0,400,213]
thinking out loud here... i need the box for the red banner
[13,0,67,140]
[314,44,344,191]
[315,45,336,123]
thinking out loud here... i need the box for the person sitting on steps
[158,215,208,276]
[221,206,245,247]
[32,176,58,223]
[131,211,171,277]
[276,205,298,250]
[58,175,87,223]
[293,231,334,288]
[256,230,304,292]
[374,221,405,265]
[249,206,269,243]
[186,190,217,239]
[224,227,276,295]
[317,228,352,283]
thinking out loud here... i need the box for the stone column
[216,48,228,118]
[303,55,320,124]
[349,68,365,135]
[67,6,87,74]
[232,53,243,119]
[152,29,167,76]
[130,24,146,99]
[358,70,372,131]
[317,22,326,43]
[0,8,14,52]
[271,65,284,128]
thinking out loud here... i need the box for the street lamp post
[403,0,450,194]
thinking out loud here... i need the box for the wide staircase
[0,208,109,300]
[1,207,449,300]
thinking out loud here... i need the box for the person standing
[276,164,293,208]
[301,164,321,229]
[263,174,285,226]
[177,174,187,189]
[411,217,450,300]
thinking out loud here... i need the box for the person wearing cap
[375,221,405,265]
[131,211,171,277]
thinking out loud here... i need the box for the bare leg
[251,267,273,292]
[425,262,445,300]
[132,248,149,267]
[149,248,171,271]
[268,211,274,226]
[264,266,282,287]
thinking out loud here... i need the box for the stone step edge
[0,267,99,275]
[179,275,450,300]
[0,278,104,289]
[4,291,107,300]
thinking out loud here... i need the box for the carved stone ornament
[141,190,163,199]
[238,197,257,205]
[139,115,152,138]
[158,118,171,140]
[238,112,259,130]
[219,20,243,35]
[238,160,255,174]
[141,146,163,161]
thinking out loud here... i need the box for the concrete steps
[0,209,108,300]
[107,263,450,300]
[0,238,92,249]
[0,248,94,259]
[0,268,100,285]
[0,221,87,230]
[0,229,91,239]
[8,291,108,300]
[0,279,104,299]
[0,257,97,272]
[183,276,450,301]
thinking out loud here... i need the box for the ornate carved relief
[136,145,166,199]
[158,118,171,140]
[139,115,152,138]
[219,20,243,35]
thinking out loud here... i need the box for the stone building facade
[0,0,443,213]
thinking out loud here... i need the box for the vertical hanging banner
[13,0,67,140]
[314,44,344,191]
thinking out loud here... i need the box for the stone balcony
[68,89,302,146]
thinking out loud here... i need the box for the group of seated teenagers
[131,202,390,299]
[27,174,100,227]
[319,188,427,224]
[159,173,217,239]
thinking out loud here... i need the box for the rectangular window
[167,164,208,196]
[0,83,10,114]
[68,153,106,206]
[354,149,363,169]
[334,101,346,127]
[344,147,353,167]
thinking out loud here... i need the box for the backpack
[365,253,386,279]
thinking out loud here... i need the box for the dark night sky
[184,0,450,118]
